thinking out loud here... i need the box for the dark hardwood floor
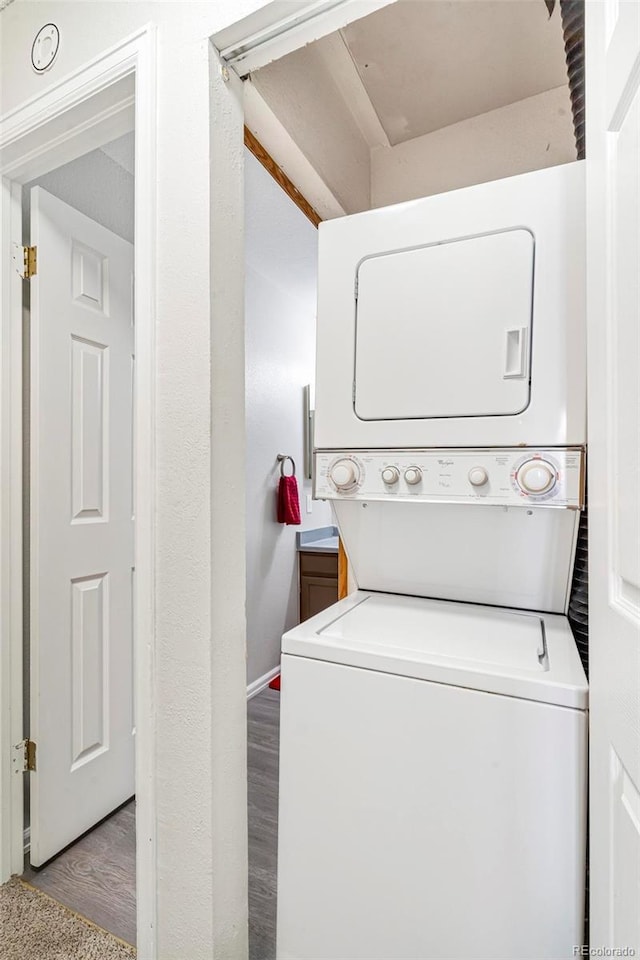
[23,686,281,958]
[22,799,136,945]
[248,687,280,960]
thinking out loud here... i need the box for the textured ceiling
[340,0,568,145]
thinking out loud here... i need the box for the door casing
[0,25,157,958]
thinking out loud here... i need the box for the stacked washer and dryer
[276,162,588,960]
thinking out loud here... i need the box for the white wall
[245,148,332,689]
[1,3,271,957]
[371,86,576,206]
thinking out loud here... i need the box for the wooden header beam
[244,126,322,229]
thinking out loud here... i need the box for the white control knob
[381,466,400,485]
[517,460,556,494]
[330,459,360,491]
[468,466,488,487]
[404,466,423,485]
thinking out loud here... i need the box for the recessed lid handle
[504,327,529,379]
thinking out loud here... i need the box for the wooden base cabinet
[299,551,338,622]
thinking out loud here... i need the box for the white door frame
[0,25,157,958]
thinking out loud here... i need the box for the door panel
[71,337,108,521]
[30,186,134,866]
[70,573,108,768]
[587,1,640,950]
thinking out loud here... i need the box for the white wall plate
[32,24,60,73]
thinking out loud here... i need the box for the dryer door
[354,229,534,421]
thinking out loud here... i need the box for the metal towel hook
[277,454,296,478]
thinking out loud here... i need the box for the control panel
[314,448,584,508]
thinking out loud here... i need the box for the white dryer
[314,161,585,450]
[276,591,588,960]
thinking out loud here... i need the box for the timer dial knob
[381,466,400,485]
[330,458,360,491]
[517,459,557,495]
[404,466,423,485]
[468,467,488,487]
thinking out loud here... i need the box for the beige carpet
[0,878,136,959]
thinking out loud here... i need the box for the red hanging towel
[277,474,301,525]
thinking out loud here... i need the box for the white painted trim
[247,666,280,701]
[129,31,158,960]
[214,0,398,77]
[0,26,157,960]
[208,45,249,956]
[3,93,135,185]
[244,80,346,220]
[0,176,25,881]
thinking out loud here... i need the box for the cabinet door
[300,576,338,622]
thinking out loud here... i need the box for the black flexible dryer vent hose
[560,0,586,159]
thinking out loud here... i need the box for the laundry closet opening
[20,130,137,947]
[235,2,586,958]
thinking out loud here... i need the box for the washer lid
[320,592,545,670]
[282,592,588,709]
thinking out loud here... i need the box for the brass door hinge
[11,243,37,280]
[23,245,37,279]
[13,739,36,773]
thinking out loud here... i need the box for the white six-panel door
[587,1,640,951]
[29,186,135,866]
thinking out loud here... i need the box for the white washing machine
[314,447,584,611]
[277,449,588,959]
[314,161,585,450]
[276,591,588,960]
